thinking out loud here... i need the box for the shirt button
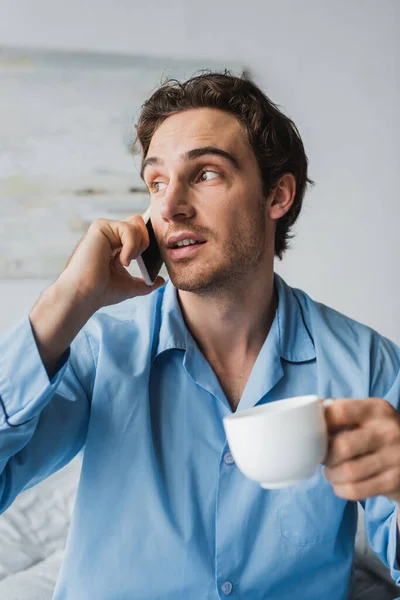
[223,452,235,465]
[221,581,233,595]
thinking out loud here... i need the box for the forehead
[147,108,248,158]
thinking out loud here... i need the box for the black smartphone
[136,208,164,285]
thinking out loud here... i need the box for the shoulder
[290,282,400,399]
[76,285,166,357]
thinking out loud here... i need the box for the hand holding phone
[136,207,164,286]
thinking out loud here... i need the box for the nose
[159,179,195,223]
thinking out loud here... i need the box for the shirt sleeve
[361,335,400,585]
[0,313,96,514]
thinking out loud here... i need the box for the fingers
[324,397,394,433]
[132,275,166,296]
[325,417,400,468]
[326,466,400,502]
[325,445,396,484]
[117,274,165,298]
[117,217,150,266]
[325,424,379,468]
[111,248,165,291]
[322,398,400,502]
[91,216,150,266]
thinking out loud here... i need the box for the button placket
[223,451,235,465]
[221,580,233,595]
[216,444,239,598]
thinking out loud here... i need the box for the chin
[166,262,232,294]
[165,261,211,292]
[167,272,206,292]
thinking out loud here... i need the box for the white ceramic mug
[223,394,330,489]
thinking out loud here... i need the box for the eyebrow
[140,146,240,180]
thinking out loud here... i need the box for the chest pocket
[278,466,356,546]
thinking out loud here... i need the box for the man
[1,71,400,599]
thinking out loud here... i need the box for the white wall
[0,0,399,343]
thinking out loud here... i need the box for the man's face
[142,108,273,293]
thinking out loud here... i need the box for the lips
[168,241,206,258]
[167,233,206,248]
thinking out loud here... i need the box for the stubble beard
[165,200,268,297]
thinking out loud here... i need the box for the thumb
[130,275,166,297]
[151,276,166,291]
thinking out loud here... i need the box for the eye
[149,181,167,193]
[198,170,220,182]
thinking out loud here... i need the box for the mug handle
[322,398,334,408]
[322,397,354,432]
[321,399,335,466]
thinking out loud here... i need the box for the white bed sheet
[0,455,81,599]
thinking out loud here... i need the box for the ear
[267,173,296,221]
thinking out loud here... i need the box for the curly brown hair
[135,70,314,259]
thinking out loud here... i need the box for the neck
[177,270,278,368]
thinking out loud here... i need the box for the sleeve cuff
[0,315,70,427]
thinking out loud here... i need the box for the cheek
[198,182,261,236]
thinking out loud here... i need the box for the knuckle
[124,217,143,234]
[385,469,400,490]
[90,217,105,229]
[120,219,134,234]
[372,452,384,474]
[333,486,347,500]
[335,435,352,459]
[336,483,357,500]
[124,214,145,229]
[334,402,350,423]
[334,402,347,418]
[120,220,137,238]
[380,418,400,442]
[377,398,393,417]
[342,463,356,480]
[347,485,361,500]
[122,221,147,253]
[388,420,400,439]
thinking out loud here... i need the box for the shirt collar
[153,272,315,364]
[274,272,316,363]
[153,278,186,362]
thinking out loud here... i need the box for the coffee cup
[223,394,329,489]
